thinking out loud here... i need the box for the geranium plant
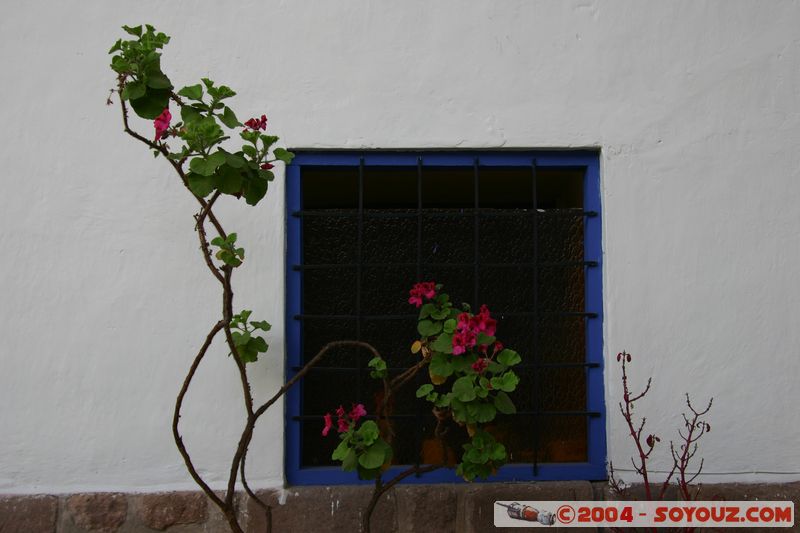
[323,283,523,531]
[108,24,386,533]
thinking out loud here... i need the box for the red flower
[408,281,437,307]
[337,417,350,433]
[244,114,268,131]
[260,162,274,170]
[350,403,367,423]
[471,358,489,374]
[335,405,346,418]
[322,413,333,436]
[470,305,496,337]
[452,329,477,355]
[153,107,171,141]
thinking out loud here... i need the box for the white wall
[1,0,798,494]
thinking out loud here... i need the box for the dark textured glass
[479,212,536,264]
[421,212,474,264]
[298,164,589,468]
[538,215,584,262]
[480,266,535,311]
[363,211,416,264]
[539,367,587,411]
[303,267,356,315]
[303,215,358,265]
[302,318,357,366]
[538,415,588,463]
[539,264,584,313]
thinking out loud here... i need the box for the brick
[65,493,127,532]
[394,485,457,533]
[246,486,396,533]
[0,495,58,533]
[134,492,207,530]
[458,481,596,533]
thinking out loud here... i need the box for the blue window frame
[286,151,604,485]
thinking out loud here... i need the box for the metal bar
[473,157,480,308]
[417,157,422,280]
[291,361,600,372]
[355,157,364,402]
[292,260,598,271]
[531,158,540,477]
[291,411,601,420]
[294,311,598,320]
[291,209,598,218]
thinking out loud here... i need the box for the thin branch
[172,320,227,511]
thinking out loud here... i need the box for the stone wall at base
[1,481,798,533]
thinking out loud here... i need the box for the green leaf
[493,371,520,393]
[416,384,434,398]
[186,172,215,198]
[476,333,496,346]
[224,151,248,169]
[494,391,516,414]
[178,84,204,102]
[497,349,521,367]
[249,336,268,353]
[359,439,390,469]
[419,303,436,319]
[429,352,454,377]
[216,164,244,194]
[242,173,268,205]
[237,343,257,363]
[219,106,240,128]
[273,148,294,164]
[431,307,449,320]
[341,448,358,471]
[356,420,379,446]
[144,62,172,89]
[189,151,226,177]
[251,320,271,331]
[452,376,476,402]
[468,401,497,423]
[129,88,170,119]
[121,80,146,101]
[429,332,453,354]
[108,39,122,54]
[122,24,143,37]
[443,319,457,334]
[242,145,257,158]
[489,442,507,462]
[180,105,202,125]
[332,438,351,461]
[417,319,442,337]
[232,331,251,346]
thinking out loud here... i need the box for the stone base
[1,481,798,532]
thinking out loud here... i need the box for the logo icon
[495,502,556,525]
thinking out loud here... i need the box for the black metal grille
[295,159,599,472]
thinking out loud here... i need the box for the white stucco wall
[1,0,799,494]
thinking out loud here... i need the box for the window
[285,151,604,484]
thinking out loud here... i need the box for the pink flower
[471,358,489,374]
[337,417,350,433]
[493,341,504,354]
[470,305,497,336]
[350,403,367,423]
[322,413,333,436]
[244,114,267,131]
[335,405,346,418]
[452,329,476,355]
[153,107,171,141]
[408,281,437,307]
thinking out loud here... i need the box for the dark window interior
[298,164,590,469]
